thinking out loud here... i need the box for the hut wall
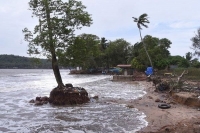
[113,75,134,81]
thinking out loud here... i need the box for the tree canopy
[23,0,92,87]
[105,39,130,67]
[59,33,100,69]
[130,35,172,70]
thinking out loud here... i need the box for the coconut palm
[132,13,153,67]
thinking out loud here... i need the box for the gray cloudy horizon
[0,0,200,58]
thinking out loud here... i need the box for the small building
[117,64,133,75]
[112,64,134,81]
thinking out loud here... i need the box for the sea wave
[0,69,147,132]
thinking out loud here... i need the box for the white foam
[0,69,148,132]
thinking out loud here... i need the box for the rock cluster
[49,84,90,105]
[29,84,90,106]
[29,96,49,106]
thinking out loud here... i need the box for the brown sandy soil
[112,81,200,133]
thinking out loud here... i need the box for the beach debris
[153,76,161,87]
[34,96,49,106]
[40,96,49,101]
[133,71,147,81]
[154,98,167,103]
[150,70,198,94]
[29,99,35,103]
[148,96,153,99]
[90,95,99,99]
[165,128,170,132]
[126,105,135,108]
[157,81,170,91]
[177,70,188,84]
[29,96,50,106]
[155,98,161,102]
[35,100,44,106]
[138,97,142,100]
[158,103,171,109]
[89,94,99,102]
[168,70,189,93]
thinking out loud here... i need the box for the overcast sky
[0,0,200,58]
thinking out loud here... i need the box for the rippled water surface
[0,69,147,133]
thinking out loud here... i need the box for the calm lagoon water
[0,69,147,133]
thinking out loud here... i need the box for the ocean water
[0,69,147,133]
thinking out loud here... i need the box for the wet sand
[115,81,200,133]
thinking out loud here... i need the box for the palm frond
[139,18,149,24]
[140,23,148,28]
[132,17,138,22]
[133,13,150,29]
[139,13,148,19]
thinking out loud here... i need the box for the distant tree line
[0,54,52,69]
[4,32,199,70]
[58,34,200,71]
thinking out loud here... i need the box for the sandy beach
[113,81,200,133]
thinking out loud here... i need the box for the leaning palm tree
[132,13,153,67]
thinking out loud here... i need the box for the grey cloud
[0,0,200,57]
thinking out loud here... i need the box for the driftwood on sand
[149,70,200,108]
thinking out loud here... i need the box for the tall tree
[129,35,172,69]
[100,37,108,50]
[63,34,100,69]
[191,28,200,56]
[23,0,92,88]
[99,37,110,68]
[105,39,130,67]
[132,13,153,67]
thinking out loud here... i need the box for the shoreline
[135,81,200,133]
[113,81,200,133]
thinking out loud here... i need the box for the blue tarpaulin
[145,67,153,76]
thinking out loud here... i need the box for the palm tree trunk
[138,29,153,67]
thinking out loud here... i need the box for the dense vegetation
[3,33,199,70]
[57,34,200,71]
[57,13,200,71]
[0,55,51,69]
[2,33,199,70]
